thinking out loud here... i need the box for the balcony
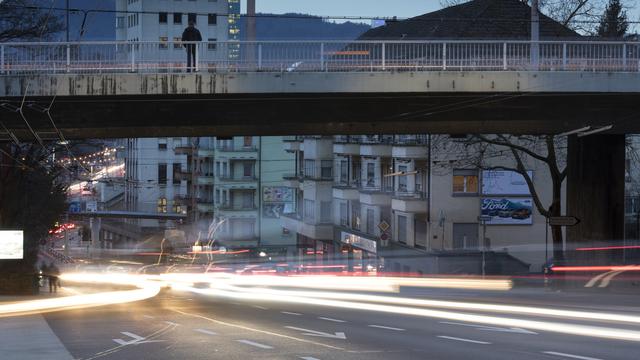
[392,191,428,213]
[174,146,194,155]
[218,175,258,183]
[173,169,191,181]
[283,172,303,188]
[359,185,393,206]
[303,168,333,182]
[197,148,215,158]
[282,213,333,240]
[197,175,214,185]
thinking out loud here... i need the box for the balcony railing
[218,205,258,211]
[4,40,640,74]
[393,190,428,200]
[216,145,258,152]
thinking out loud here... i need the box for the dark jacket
[181,27,202,43]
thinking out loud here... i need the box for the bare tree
[0,0,64,42]
[433,134,567,261]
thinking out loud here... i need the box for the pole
[66,0,70,42]
[545,216,549,262]
[531,0,540,70]
[64,213,69,257]
[482,220,487,277]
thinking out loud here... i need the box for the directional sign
[549,216,580,227]
[378,221,390,232]
[285,326,347,339]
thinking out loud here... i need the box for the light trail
[0,273,160,318]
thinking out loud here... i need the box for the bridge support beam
[566,134,625,263]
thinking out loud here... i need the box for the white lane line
[120,332,144,341]
[194,329,217,336]
[281,311,302,316]
[142,315,154,319]
[300,357,321,360]
[252,305,268,310]
[318,317,346,323]
[368,324,405,331]
[164,321,180,326]
[236,339,274,349]
[542,351,603,360]
[437,336,491,345]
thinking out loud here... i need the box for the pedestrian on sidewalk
[181,20,202,73]
[48,264,60,293]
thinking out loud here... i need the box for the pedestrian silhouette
[181,20,202,73]
[48,264,60,293]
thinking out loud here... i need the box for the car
[511,208,532,220]
[498,210,513,218]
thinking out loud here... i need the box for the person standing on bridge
[181,21,202,73]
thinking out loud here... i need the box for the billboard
[482,170,533,196]
[481,198,533,225]
[263,187,293,202]
[0,230,24,259]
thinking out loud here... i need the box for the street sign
[378,220,390,232]
[549,216,580,227]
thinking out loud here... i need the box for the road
[40,286,640,360]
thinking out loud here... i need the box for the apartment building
[281,135,558,273]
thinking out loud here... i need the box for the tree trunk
[550,181,564,261]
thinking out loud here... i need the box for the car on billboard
[511,208,532,220]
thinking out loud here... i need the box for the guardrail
[1,40,640,74]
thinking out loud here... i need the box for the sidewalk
[0,315,74,360]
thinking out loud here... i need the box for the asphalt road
[40,287,640,360]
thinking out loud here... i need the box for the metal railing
[2,40,640,74]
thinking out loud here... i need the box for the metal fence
[2,40,640,74]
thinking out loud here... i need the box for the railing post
[66,44,70,73]
[623,43,627,71]
[0,45,4,74]
[381,42,386,71]
[195,43,200,72]
[562,43,567,70]
[320,42,325,72]
[442,43,447,70]
[258,43,262,71]
[503,42,507,70]
[130,43,135,72]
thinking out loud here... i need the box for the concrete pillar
[566,135,625,264]
[90,217,101,249]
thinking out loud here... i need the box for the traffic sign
[378,221,390,232]
[549,216,580,227]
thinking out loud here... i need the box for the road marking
[368,325,405,331]
[252,305,268,310]
[170,308,345,351]
[585,271,615,288]
[164,321,180,326]
[318,317,346,323]
[542,351,603,360]
[236,339,274,349]
[281,311,302,316]
[285,326,347,340]
[439,321,538,335]
[194,329,217,336]
[112,332,145,345]
[142,315,154,319]
[598,270,625,288]
[300,357,321,360]
[437,336,491,345]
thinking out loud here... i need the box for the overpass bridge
[1,39,639,256]
[0,40,640,138]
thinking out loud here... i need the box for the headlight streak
[0,273,161,318]
[170,280,640,342]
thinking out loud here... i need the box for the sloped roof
[359,0,580,40]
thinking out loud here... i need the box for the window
[339,160,348,184]
[243,136,253,147]
[415,218,427,249]
[321,160,333,179]
[243,191,254,208]
[304,159,315,178]
[366,163,375,187]
[158,164,167,185]
[207,38,217,50]
[173,137,182,148]
[172,203,182,214]
[158,138,167,149]
[215,189,220,205]
[304,199,315,222]
[339,202,348,226]
[173,13,182,24]
[215,162,221,176]
[188,13,197,24]
[159,36,168,49]
[397,215,407,244]
[159,12,168,24]
[208,13,217,25]
[116,16,125,29]
[173,37,182,49]
[157,198,167,213]
[320,201,332,223]
[398,165,408,192]
[366,208,374,235]
[243,162,253,177]
[453,169,478,194]
[172,163,182,185]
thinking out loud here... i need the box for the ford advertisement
[481,198,533,225]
